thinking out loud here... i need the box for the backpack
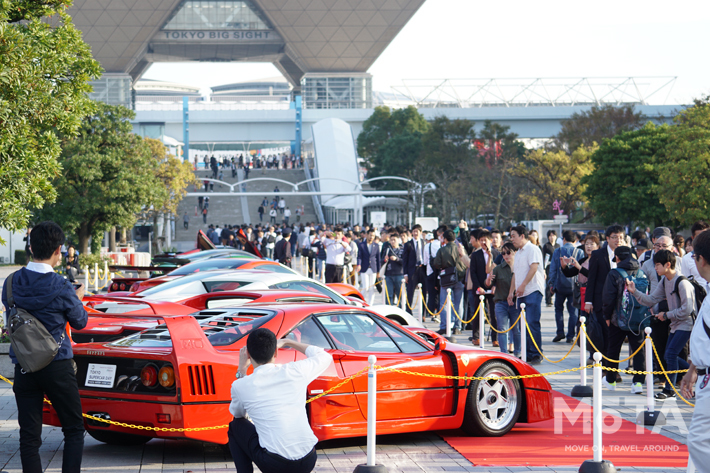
[613,267,651,333]
[671,275,707,318]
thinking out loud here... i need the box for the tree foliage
[512,145,595,216]
[654,99,710,227]
[144,138,199,215]
[357,106,429,186]
[555,104,645,152]
[583,122,672,226]
[36,103,166,254]
[0,0,101,239]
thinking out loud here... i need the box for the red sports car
[47,304,553,446]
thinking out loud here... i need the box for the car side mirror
[434,338,446,354]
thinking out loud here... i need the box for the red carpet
[442,392,688,467]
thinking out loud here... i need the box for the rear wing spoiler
[82,295,195,316]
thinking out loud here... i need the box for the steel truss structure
[389,77,677,108]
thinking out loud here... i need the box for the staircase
[174,167,320,245]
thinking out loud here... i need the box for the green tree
[357,106,430,186]
[654,98,710,227]
[555,104,645,152]
[583,122,672,226]
[0,0,101,240]
[36,103,165,254]
[512,146,595,217]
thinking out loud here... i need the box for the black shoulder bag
[6,272,65,373]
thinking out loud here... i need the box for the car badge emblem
[461,354,469,367]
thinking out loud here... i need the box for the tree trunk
[109,226,116,252]
[78,223,91,255]
[120,227,127,245]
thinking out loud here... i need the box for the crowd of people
[197,152,303,177]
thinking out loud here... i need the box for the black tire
[461,361,522,437]
[87,429,152,446]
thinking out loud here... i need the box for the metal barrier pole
[84,266,89,290]
[353,356,388,473]
[321,260,325,283]
[637,327,666,426]
[94,263,99,291]
[579,352,617,473]
[305,256,309,279]
[445,289,452,338]
[478,295,485,349]
[572,316,593,397]
[417,283,423,325]
[400,279,406,311]
[520,303,527,363]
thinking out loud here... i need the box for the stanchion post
[94,263,99,291]
[400,279,406,311]
[572,316,593,397]
[579,352,617,473]
[478,295,485,349]
[353,356,388,473]
[445,289,452,339]
[320,260,325,283]
[637,327,666,426]
[305,256,309,279]
[417,283,423,325]
[84,266,89,290]
[520,303,527,363]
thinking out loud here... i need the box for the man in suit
[584,224,625,363]
[274,228,292,267]
[402,224,426,315]
[357,229,382,304]
[464,229,499,345]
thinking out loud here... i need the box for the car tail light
[130,283,140,292]
[119,283,126,290]
[111,283,118,291]
[141,364,158,387]
[158,365,175,388]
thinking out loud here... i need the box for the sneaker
[655,391,676,401]
[631,383,643,394]
[453,328,462,335]
[552,335,565,342]
[602,378,617,391]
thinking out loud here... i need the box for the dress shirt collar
[26,262,54,274]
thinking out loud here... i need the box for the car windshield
[169,258,252,276]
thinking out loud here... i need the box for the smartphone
[72,283,82,290]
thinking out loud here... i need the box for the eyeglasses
[502,252,512,256]
[653,244,671,249]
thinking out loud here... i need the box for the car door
[315,312,455,421]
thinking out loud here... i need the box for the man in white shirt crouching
[228,328,332,473]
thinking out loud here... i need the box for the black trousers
[603,323,645,384]
[13,359,84,473]
[325,264,343,284]
[425,272,439,318]
[228,418,317,473]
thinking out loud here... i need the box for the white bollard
[445,288,452,338]
[520,303,527,363]
[353,355,387,472]
[637,326,666,426]
[305,256,309,278]
[578,352,617,473]
[320,260,325,283]
[417,283,423,325]
[593,352,603,462]
[84,266,89,290]
[400,279,406,311]
[571,316,593,397]
[478,295,485,349]
[94,262,99,291]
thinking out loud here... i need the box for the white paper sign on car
[85,363,117,388]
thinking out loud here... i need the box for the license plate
[85,363,117,388]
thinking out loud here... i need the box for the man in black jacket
[584,224,625,365]
[2,221,88,473]
[274,228,292,267]
[542,230,559,307]
[402,224,426,314]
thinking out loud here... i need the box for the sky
[143,0,710,105]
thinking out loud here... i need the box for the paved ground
[0,260,693,472]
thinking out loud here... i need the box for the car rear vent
[194,310,227,318]
[187,365,215,396]
[139,329,171,340]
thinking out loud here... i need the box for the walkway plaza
[0,265,692,473]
